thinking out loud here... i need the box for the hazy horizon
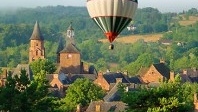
[0,0,198,13]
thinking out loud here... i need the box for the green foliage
[186,8,198,15]
[95,58,108,71]
[61,78,105,111]
[0,68,2,74]
[0,69,59,111]
[132,7,168,34]
[124,53,153,75]
[30,59,56,75]
[120,75,196,112]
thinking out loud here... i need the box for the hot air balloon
[87,0,138,49]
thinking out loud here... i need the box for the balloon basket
[109,44,114,50]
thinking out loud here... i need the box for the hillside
[98,33,163,43]
[179,15,198,26]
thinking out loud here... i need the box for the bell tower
[29,21,45,63]
[59,23,81,74]
[66,22,75,45]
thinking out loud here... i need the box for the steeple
[30,21,44,40]
[29,21,45,63]
[66,22,75,45]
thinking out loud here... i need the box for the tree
[95,58,108,71]
[124,53,153,76]
[0,69,60,112]
[61,78,105,111]
[119,75,197,112]
[0,70,31,111]
[30,59,56,75]
[0,68,2,74]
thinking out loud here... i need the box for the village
[0,20,198,111]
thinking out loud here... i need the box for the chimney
[95,104,101,112]
[183,69,187,75]
[76,104,81,112]
[193,67,197,72]
[160,58,165,64]
[116,78,122,83]
[123,70,128,76]
[53,74,59,79]
[170,71,175,81]
[98,72,103,78]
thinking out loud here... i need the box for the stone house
[94,72,137,91]
[85,101,127,112]
[180,68,198,83]
[139,62,174,84]
[94,72,141,102]
[47,73,97,98]
[12,64,33,80]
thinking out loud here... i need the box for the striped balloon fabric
[87,0,138,43]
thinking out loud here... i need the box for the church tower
[29,21,45,63]
[59,23,81,74]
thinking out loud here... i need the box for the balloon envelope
[87,0,138,43]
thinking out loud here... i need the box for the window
[36,50,38,56]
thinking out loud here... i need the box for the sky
[0,0,198,13]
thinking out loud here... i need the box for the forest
[0,6,197,75]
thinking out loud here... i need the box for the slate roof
[103,73,129,84]
[103,83,119,102]
[86,101,127,112]
[128,76,142,84]
[59,43,79,53]
[56,37,65,54]
[153,63,170,79]
[46,74,54,83]
[30,21,44,40]
[65,74,97,84]
[188,77,198,83]
[185,69,198,76]
[181,68,198,83]
[12,64,33,80]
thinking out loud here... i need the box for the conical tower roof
[30,21,44,40]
